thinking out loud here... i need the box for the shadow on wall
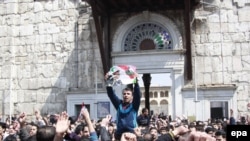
[39,0,98,116]
[41,2,98,117]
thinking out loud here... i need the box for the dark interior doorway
[75,104,90,117]
[211,107,223,119]
[210,101,228,120]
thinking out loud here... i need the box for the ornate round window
[124,22,173,51]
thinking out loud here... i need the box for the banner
[107,65,137,86]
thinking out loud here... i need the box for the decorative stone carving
[124,23,173,51]
[112,12,182,52]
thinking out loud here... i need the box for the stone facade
[192,0,250,117]
[0,0,250,120]
[0,0,103,118]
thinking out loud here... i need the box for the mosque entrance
[138,73,172,116]
[111,12,185,118]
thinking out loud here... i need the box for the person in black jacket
[105,73,141,140]
[137,108,150,127]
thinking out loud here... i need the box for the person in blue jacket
[105,73,141,140]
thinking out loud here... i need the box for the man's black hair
[143,133,154,141]
[36,126,56,141]
[142,108,148,113]
[75,123,87,135]
[205,127,214,133]
[0,122,7,129]
[215,130,226,138]
[4,135,17,141]
[123,87,133,92]
[68,116,78,124]
[49,115,57,124]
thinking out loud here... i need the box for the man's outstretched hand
[55,111,70,135]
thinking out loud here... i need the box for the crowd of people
[0,104,250,141]
[0,73,248,141]
[0,106,248,141]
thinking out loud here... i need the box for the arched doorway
[150,100,158,115]
[111,12,185,118]
[160,99,169,115]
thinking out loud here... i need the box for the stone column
[171,69,184,118]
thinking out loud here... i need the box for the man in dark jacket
[137,108,150,127]
[105,73,141,140]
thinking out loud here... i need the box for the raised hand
[35,110,42,120]
[100,114,112,127]
[55,111,70,134]
[120,132,137,141]
[18,112,26,127]
[184,131,216,141]
[134,127,142,137]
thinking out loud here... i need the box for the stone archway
[160,99,169,115]
[111,12,185,118]
[150,100,158,114]
[112,12,182,52]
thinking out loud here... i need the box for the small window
[154,91,158,98]
[165,91,169,97]
[149,92,153,98]
[160,91,164,97]
[160,91,169,97]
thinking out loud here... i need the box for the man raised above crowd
[105,72,141,140]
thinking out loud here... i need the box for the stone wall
[0,0,102,118]
[0,0,250,118]
[192,0,250,115]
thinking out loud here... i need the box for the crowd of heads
[0,108,249,141]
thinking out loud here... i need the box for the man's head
[75,124,90,138]
[29,123,38,136]
[149,127,158,140]
[205,126,214,137]
[122,87,133,103]
[142,108,149,116]
[8,125,16,135]
[82,125,90,138]
[143,133,153,141]
[215,130,226,141]
[0,122,7,134]
[159,126,169,135]
[36,126,56,141]
[212,123,219,130]
[3,135,17,141]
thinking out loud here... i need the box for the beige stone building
[139,86,171,115]
[0,0,250,121]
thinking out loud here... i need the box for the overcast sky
[138,73,171,87]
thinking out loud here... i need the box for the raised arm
[18,113,31,141]
[133,79,141,111]
[53,111,70,141]
[105,73,121,109]
[81,108,99,141]
[99,115,113,141]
